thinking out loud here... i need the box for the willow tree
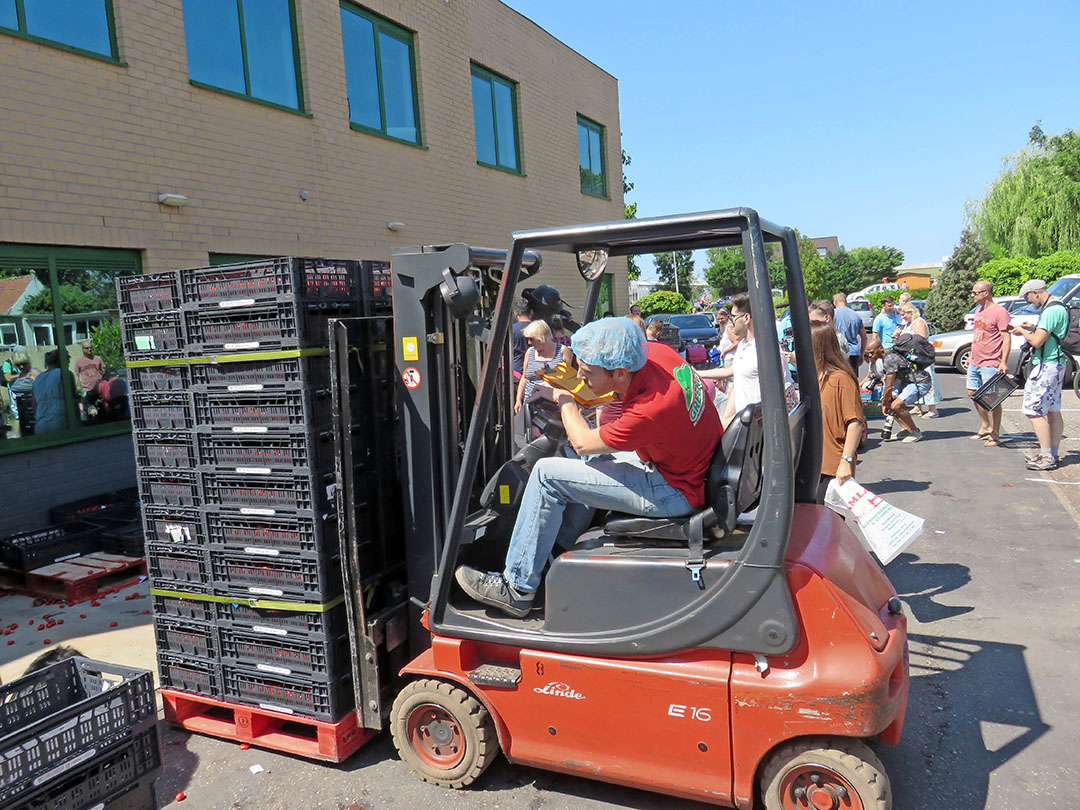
[970,126,1080,257]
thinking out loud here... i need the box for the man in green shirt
[1012,279,1070,470]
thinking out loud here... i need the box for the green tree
[795,231,828,300]
[976,250,1080,296]
[622,149,640,281]
[23,284,100,314]
[821,245,905,295]
[925,228,990,332]
[654,250,694,296]
[90,320,124,373]
[703,246,745,296]
[635,290,690,316]
[970,125,1080,258]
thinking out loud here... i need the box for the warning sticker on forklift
[402,367,422,389]
[402,336,419,361]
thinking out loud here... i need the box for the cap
[1018,279,1047,297]
[570,317,648,372]
[523,285,573,315]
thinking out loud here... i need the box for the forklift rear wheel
[390,678,499,788]
[760,737,890,810]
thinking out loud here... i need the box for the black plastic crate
[189,354,332,392]
[117,270,181,314]
[147,543,210,590]
[191,389,331,431]
[201,469,333,517]
[154,616,218,659]
[153,593,216,623]
[221,665,353,722]
[100,523,146,558]
[196,430,333,474]
[215,601,347,640]
[120,311,185,360]
[219,624,348,679]
[137,469,201,509]
[128,363,191,393]
[49,491,139,524]
[0,520,103,571]
[133,431,197,469]
[13,726,162,810]
[182,257,366,307]
[185,300,353,354]
[157,651,222,699]
[210,549,343,602]
[205,512,329,556]
[142,507,204,547]
[0,658,156,807]
[130,392,193,431]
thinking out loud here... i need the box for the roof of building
[0,276,36,314]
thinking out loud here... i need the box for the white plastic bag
[824,479,924,565]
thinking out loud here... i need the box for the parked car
[930,328,1077,384]
[962,296,1030,329]
[849,282,900,300]
[847,299,874,330]
[644,313,720,359]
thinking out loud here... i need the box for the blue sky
[505,0,1080,275]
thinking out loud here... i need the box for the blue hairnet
[570,317,647,372]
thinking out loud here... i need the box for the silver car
[847,299,874,330]
[931,329,1076,383]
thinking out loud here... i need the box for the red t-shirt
[598,343,722,508]
[970,302,1010,367]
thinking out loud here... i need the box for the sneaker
[901,429,923,443]
[1024,450,1042,463]
[892,429,910,441]
[1026,454,1058,471]
[454,566,535,618]
[922,410,938,419]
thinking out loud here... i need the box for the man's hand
[554,389,577,408]
[997,361,1009,375]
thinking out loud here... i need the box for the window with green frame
[470,64,521,173]
[0,244,140,455]
[0,0,118,60]
[181,0,303,112]
[340,3,421,146]
[577,115,607,198]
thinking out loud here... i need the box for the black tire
[1074,358,1080,400]
[390,678,499,789]
[953,345,971,374]
[760,736,891,810]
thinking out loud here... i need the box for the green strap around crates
[126,347,329,369]
[150,588,345,612]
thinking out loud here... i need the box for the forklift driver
[455,317,723,617]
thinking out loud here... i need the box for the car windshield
[850,301,870,311]
[1014,305,1041,316]
[1048,276,1080,299]
[670,315,713,329]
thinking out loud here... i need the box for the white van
[849,282,900,300]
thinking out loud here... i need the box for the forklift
[329,208,908,809]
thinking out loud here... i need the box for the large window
[181,0,303,112]
[340,3,420,146]
[0,245,139,454]
[577,115,607,198]
[0,0,118,60]
[470,64,520,174]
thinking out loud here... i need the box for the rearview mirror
[575,248,608,281]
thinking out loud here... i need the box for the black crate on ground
[205,512,330,556]
[210,549,343,602]
[196,429,333,474]
[215,601,347,641]
[130,392,193,431]
[0,520,103,571]
[185,300,357,355]
[191,389,332,431]
[219,623,349,679]
[147,543,211,590]
[221,664,353,722]
[153,593,216,623]
[49,490,139,524]
[133,431,197,469]
[201,469,333,517]
[128,364,190,393]
[189,354,332,392]
[157,651,222,699]
[100,523,145,557]
[137,469,201,509]
[120,311,185,360]
[117,270,180,314]
[182,257,367,308]
[154,616,218,659]
[0,657,156,807]
[142,507,204,547]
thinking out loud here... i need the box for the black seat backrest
[705,402,764,521]
[787,400,807,475]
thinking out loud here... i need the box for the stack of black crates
[118,257,392,724]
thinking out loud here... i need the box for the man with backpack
[1011,279,1078,471]
[865,332,934,443]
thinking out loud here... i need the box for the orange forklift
[329,208,908,809]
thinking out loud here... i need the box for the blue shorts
[894,380,932,407]
[966,364,999,392]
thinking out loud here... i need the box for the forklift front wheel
[759,737,891,810]
[390,678,499,788]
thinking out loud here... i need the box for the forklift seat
[601,402,764,544]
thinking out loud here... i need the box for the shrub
[89,320,124,375]
[864,288,929,313]
[636,290,690,317]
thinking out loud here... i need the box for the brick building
[0,0,624,534]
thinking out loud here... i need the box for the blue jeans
[894,379,932,407]
[503,453,693,593]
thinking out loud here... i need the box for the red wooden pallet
[20,553,147,604]
[161,688,377,763]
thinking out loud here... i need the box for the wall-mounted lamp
[299,190,309,201]
[158,193,189,207]
[386,221,406,232]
